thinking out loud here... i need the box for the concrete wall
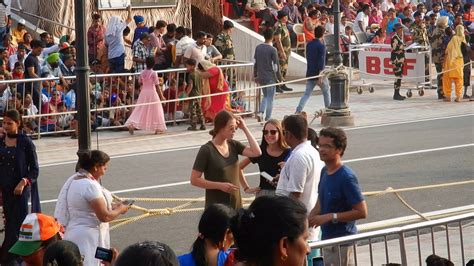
[229,17,307,79]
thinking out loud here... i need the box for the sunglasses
[263,130,278,136]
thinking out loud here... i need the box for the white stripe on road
[38,143,474,205]
[344,113,473,131]
[38,113,473,168]
[343,143,474,163]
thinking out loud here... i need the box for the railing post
[399,232,408,266]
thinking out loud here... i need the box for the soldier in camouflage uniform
[410,12,431,88]
[429,16,449,99]
[215,20,235,60]
[391,23,406,101]
[274,11,293,92]
[215,20,237,89]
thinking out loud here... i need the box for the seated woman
[230,195,310,266]
[178,204,236,266]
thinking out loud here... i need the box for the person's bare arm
[309,200,368,227]
[89,198,129,223]
[190,169,239,193]
[125,5,132,24]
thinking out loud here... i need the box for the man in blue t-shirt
[309,127,367,266]
[296,25,330,113]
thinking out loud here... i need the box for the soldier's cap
[393,23,403,31]
[413,11,422,18]
[278,10,288,20]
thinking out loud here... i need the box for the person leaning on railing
[308,127,367,266]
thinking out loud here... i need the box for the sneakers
[454,97,461,102]
[276,86,284,93]
[463,94,470,99]
[281,84,293,91]
[199,125,207,131]
[256,113,263,123]
[187,126,198,131]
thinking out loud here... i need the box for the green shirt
[193,139,246,209]
[186,72,201,97]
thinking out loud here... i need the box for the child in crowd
[22,92,39,134]
[56,102,74,131]
[184,58,206,131]
[11,62,23,80]
[163,78,186,121]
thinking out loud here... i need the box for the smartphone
[122,200,135,206]
[260,172,274,182]
[313,256,324,266]
[95,247,113,262]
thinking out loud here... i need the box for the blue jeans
[108,53,125,73]
[259,85,276,121]
[296,77,330,113]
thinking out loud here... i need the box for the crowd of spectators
[0,4,250,138]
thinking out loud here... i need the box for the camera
[95,247,113,262]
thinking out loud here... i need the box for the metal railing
[0,60,255,137]
[309,212,473,266]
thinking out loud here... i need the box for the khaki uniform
[274,21,291,81]
[214,32,235,60]
[391,33,405,90]
[429,26,447,97]
[410,22,430,84]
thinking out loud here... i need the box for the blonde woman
[239,119,291,197]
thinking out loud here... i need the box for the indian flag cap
[9,213,61,256]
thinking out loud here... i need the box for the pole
[321,0,355,126]
[333,0,342,66]
[74,0,91,168]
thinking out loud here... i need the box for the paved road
[31,115,474,254]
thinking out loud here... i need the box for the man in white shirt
[354,4,370,32]
[105,5,132,73]
[276,114,324,242]
[175,27,195,67]
[9,43,26,71]
[183,31,207,64]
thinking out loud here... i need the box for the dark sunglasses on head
[263,130,278,136]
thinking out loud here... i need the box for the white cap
[18,19,26,25]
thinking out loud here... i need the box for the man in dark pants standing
[23,39,45,108]
[296,25,331,113]
[309,127,367,266]
[391,23,407,100]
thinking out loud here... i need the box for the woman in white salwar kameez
[54,150,130,266]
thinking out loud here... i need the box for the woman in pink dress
[125,57,167,135]
[197,60,228,122]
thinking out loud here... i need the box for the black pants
[0,186,30,264]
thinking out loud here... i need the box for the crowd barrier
[309,212,473,265]
[0,60,255,137]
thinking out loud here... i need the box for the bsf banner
[358,50,426,83]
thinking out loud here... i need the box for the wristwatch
[332,213,338,224]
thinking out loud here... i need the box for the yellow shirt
[12,28,27,45]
